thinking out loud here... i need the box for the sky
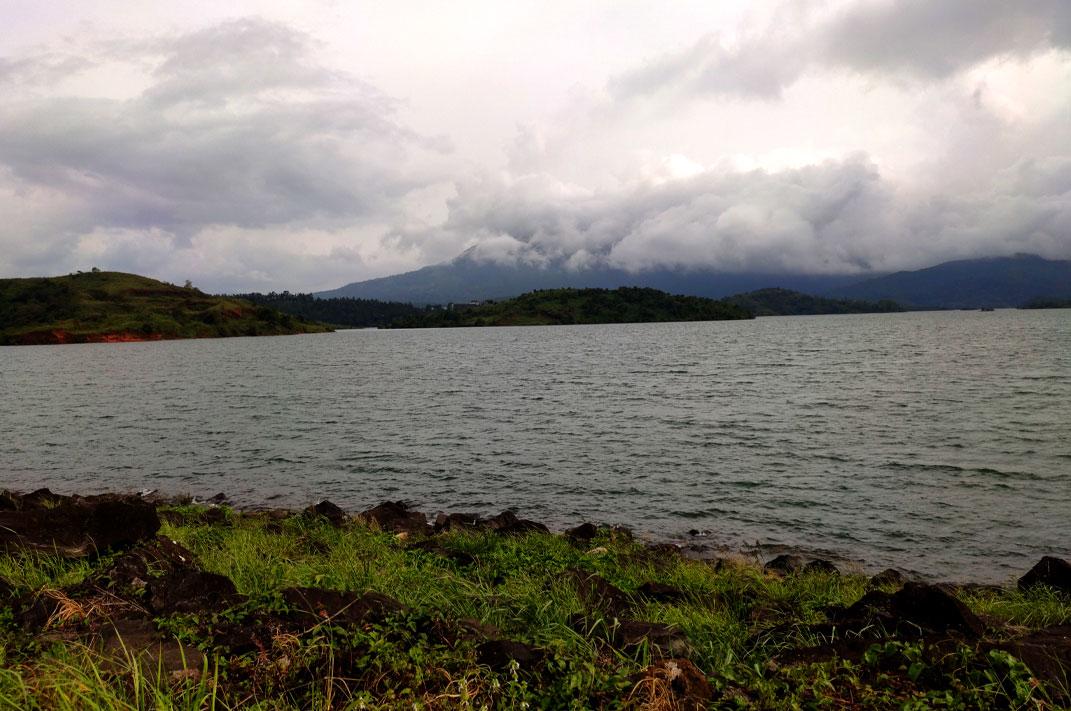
[1,0,1069,292]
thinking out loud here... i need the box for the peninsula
[0,271,330,345]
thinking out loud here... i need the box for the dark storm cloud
[0,18,445,242]
[612,0,1071,100]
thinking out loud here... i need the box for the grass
[1,506,1069,709]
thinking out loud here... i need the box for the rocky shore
[0,488,1068,709]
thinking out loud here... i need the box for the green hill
[236,291,426,328]
[392,287,754,328]
[0,271,331,345]
[722,287,904,316]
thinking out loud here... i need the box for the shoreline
[1,488,1069,707]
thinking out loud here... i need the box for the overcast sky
[1,0,1069,292]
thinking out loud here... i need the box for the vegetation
[1020,297,1071,310]
[236,292,426,328]
[0,502,1068,709]
[721,288,904,316]
[392,287,753,328]
[0,271,330,345]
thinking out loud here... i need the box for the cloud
[429,153,1071,276]
[0,17,452,288]
[612,0,1071,101]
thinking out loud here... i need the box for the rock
[476,639,542,670]
[764,554,804,576]
[803,559,839,575]
[892,582,986,638]
[20,488,67,509]
[566,522,598,543]
[613,620,691,657]
[302,500,347,527]
[148,571,243,615]
[646,543,682,557]
[485,510,549,535]
[830,583,985,639]
[357,501,429,535]
[433,512,484,532]
[569,569,631,617]
[0,494,160,557]
[88,618,205,676]
[1018,557,1071,595]
[637,581,686,603]
[991,625,1071,700]
[632,658,713,711]
[869,568,908,589]
[205,493,228,505]
[281,587,406,626]
[427,617,501,648]
[199,507,229,526]
[95,537,200,595]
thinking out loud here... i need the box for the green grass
[1,507,1069,709]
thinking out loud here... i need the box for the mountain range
[317,253,1071,309]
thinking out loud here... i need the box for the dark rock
[613,620,691,658]
[433,512,485,532]
[205,493,228,505]
[991,625,1071,700]
[1018,557,1071,595]
[802,559,839,575]
[892,582,986,638]
[427,616,501,648]
[97,537,200,594]
[148,571,243,615]
[829,583,985,639]
[637,581,686,603]
[0,495,160,557]
[646,543,682,557]
[632,658,713,711]
[199,507,229,526]
[476,639,543,670]
[21,488,68,509]
[566,523,598,543]
[302,500,347,527]
[281,587,406,626]
[764,554,804,576]
[357,501,429,535]
[0,577,14,602]
[485,510,549,536]
[0,491,20,510]
[569,569,631,617]
[88,618,205,677]
[869,568,908,589]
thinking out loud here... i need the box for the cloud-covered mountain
[317,249,864,304]
[320,252,1071,309]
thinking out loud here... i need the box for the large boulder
[764,554,804,576]
[357,501,429,535]
[484,510,549,536]
[281,587,406,627]
[148,571,244,615]
[569,569,631,618]
[1018,557,1071,595]
[302,500,347,527]
[0,494,159,556]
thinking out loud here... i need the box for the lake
[2,309,1069,582]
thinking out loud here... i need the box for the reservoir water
[2,309,1069,582]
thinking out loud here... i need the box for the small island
[0,271,330,345]
[722,287,905,316]
[391,286,754,328]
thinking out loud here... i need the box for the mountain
[0,271,330,345]
[722,288,905,316]
[317,252,863,304]
[391,287,753,328]
[826,254,1071,308]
